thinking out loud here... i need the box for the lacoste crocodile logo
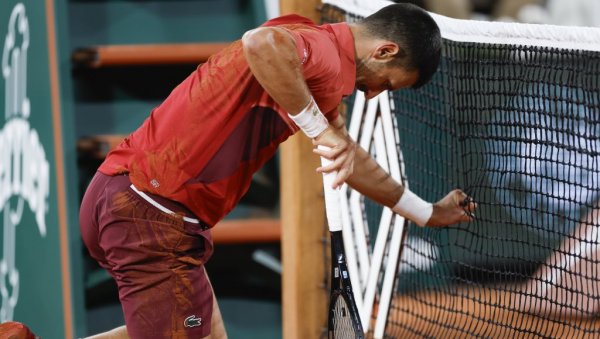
[184,315,202,328]
[312,106,319,116]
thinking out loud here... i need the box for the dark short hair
[360,3,442,88]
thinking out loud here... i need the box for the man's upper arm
[283,27,341,84]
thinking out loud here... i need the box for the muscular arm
[347,145,476,226]
[346,145,403,208]
[331,118,476,227]
[242,27,355,187]
[242,27,310,114]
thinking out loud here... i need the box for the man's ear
[374,42,402,61]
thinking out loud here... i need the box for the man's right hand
[312,125,356,189]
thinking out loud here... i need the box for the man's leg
[80,173,217,338]
[205,292,228,339]
[84,296,227,339]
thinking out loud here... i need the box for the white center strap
[392,188,433,227]
[288,96,329,138]
[130,184,200,224]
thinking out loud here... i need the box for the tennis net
[321,1,600,338]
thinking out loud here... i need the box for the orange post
[71,43,230,67]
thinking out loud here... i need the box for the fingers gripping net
[322,0,600,338]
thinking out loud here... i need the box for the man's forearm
[345,140,474,228]
[345,146,435,227]
[345,146,403,208]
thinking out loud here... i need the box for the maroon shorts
[79,172,214,339]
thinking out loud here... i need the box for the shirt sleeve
[286,27,340,83]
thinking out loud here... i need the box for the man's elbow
[241,29,261,54]
[242,28,273,55]
[242,27,291,56]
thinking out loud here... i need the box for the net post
[280,132,328,339]
[280,2,327,339]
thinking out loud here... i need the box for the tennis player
[79,3,476,338]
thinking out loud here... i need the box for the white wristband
[288,97,329,138]
[392,188,433,227]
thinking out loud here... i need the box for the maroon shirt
[99,14,356,228]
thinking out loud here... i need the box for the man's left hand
[427,189,477,226]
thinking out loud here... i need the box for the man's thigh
[98,184,215,338]
[203,291,228,339]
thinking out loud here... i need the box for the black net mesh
[322,2,600,338]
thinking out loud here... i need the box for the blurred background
[0,0,597,338]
